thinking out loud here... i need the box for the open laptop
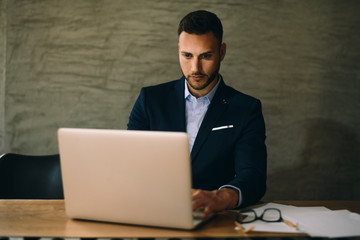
[57,128,210,229]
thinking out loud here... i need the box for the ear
[220,43,226,61]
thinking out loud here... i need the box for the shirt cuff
[219,185,242,208]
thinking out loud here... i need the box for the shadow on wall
[266,118,360,200]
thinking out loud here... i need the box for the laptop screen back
[58,128,195,229]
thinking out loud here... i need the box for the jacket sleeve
[127,88,150,130]
[229,99,267,207]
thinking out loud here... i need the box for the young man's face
[178,31,226,98]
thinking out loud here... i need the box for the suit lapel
[166,77,186,132]
[190,80,230,160]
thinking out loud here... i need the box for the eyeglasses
[237,208,282,223]
[235,208,298,233]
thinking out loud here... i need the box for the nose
[191,58,201,74]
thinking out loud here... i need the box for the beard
[183,64,220,91]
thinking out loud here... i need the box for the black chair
[0,153,64,199]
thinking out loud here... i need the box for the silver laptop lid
[58,128,195,229]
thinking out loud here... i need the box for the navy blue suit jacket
[127,76,267,207]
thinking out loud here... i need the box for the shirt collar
[184,75,222,101]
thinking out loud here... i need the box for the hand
[192,188,239,219]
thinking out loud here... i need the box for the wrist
[218,188,239,209]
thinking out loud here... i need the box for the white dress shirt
[184,76,242,207]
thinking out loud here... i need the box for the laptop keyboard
[193,208,204,219]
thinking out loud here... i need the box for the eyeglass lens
[261,208,281,222]
[238,210,256,223]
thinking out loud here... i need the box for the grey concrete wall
[1,0,359,201]
[0,0,6,153]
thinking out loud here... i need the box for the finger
[192,197,204,210]
[192,192,208,211]
[202,205,214,219]
[192,189,202,197]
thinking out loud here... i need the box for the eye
[182,52,192,59]
[200,53,212,60]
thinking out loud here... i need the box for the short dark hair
[178,10,223,44]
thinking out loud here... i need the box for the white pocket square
[212,125,234,131]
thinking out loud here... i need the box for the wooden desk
[0,200,359,238]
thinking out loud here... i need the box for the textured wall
[1,0,359,201]
[0,0,6,152]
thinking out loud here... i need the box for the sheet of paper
[238,202,360,238]
[293,209,360,238]
[241,220,300,233]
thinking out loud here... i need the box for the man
[127,10,267,218]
